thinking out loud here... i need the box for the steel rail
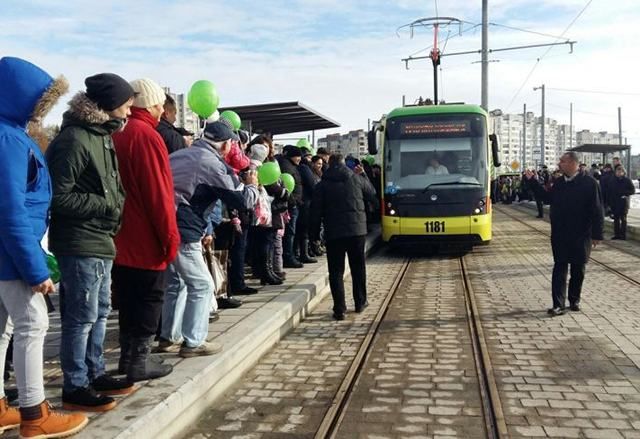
[459,256,507,439]
[499,206,640,288]
[313,258,412,439]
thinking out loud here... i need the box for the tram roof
[387,104,487,119]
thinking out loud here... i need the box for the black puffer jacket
[277,155,303,207]
[609,176,636,216]
[157,117,186,155]
[310,164,377,241]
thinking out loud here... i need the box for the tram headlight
[473,197,488,215]
[389,209,396,216]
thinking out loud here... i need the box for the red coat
[112,107,180,270]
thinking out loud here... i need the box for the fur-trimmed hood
[63,92,111,127]
[0,57,68,128]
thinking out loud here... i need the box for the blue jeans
[161,242,213,348]
[283,206,299,261]
[58,256,112,392]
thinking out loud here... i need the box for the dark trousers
[325,235,367,315]
[283,206,299,262]
[551,262,586,309]
[229,227,248,291]
[112,265,166,338]
[535,199,544,217]
[614,214,627,239]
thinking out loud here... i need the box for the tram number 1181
[425,221,446,233]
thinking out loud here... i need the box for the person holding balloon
[162,121,259,357]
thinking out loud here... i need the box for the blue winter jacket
[0,57,54,285]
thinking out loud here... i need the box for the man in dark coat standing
[609,165,636,240]
[311,154,377,320]
[525,151,604,316]
[277,146,305,268]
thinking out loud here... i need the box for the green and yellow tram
[368,103,500,246]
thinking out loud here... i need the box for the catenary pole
[481,0,489,110]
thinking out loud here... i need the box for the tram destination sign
[401,120,471,136]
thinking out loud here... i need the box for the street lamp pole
[481,0,489,110]
[533,84,546,166]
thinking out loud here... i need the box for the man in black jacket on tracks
[310,154,377,320]
[525,151,604,316]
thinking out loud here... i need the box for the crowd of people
[493,157,637,239]
[0,57,378,437]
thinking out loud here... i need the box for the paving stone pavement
[184,252,408,439]
[465,207,640,439]
[334,257,486,439]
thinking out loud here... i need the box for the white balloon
[207,110,220,122]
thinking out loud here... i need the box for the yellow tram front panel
[382,214,492,243]
[401,215,471,237]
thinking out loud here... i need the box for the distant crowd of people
[493,157,637,240]
[0,57,378,437]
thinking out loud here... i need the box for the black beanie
[285,145,302,158]
[85,73,135,111]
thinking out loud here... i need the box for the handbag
[254,186,273,227]
[203,243,228,297]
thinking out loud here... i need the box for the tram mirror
[368,127,379,155]
[490,133,501,167]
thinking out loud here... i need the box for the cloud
[1,0,638,152]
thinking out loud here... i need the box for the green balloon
[281,173,295,193]
[220,110,242,131]
[46,253,61,284]
[258,161,281,186]
[187,80,219,119]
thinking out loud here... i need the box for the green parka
[46,92,126,258]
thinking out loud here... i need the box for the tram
[368,103,501,246]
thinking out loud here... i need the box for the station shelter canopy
[217,101,340,135]
[568,143,632,168]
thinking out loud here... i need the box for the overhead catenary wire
[505,0,594,111]
[546,87,640,97]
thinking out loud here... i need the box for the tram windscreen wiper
[423,181,482,192]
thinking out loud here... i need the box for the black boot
[299,239,317,264]
[267,252,284,284]
[117,334,131,375]
[127,336,173,382]
[260,253,283,285]
[310,240,324,256]
[283,256,303,268]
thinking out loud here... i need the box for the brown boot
[19,401,88,439]
[0,397,20,432]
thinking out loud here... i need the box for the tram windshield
[384,113,488,192]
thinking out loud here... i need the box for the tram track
[315,254,507,439]
[498,206,640,288]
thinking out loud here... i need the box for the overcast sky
[2,0,638,153]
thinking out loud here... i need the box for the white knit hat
[130,78,165,108]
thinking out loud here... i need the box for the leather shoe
[355,302,369,313]
[569,302,580,312]
[333,313,345,321]
[547,307,565,317]
[233,286,258,295]
[217,297,242,309]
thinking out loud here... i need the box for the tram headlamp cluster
[473,197,492,215]
[385,201,397,216]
